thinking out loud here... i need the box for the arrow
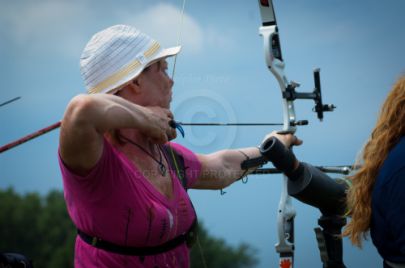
[0,96,21,107]
[0,120,289,154]
[0,121,61,154]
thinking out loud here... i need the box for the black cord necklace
[119,135,167,176]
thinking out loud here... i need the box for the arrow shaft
[178,122,283,126]
[0,121,282,154]
[0,121,61,154]
[0,97,21,107]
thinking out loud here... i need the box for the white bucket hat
[80,24,181,94]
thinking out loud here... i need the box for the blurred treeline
[0,188,258,268]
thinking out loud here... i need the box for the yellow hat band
[88,41,161,94]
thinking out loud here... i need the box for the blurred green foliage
[0,188,257,267]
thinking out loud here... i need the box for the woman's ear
[132,77,140,86]
[128,77,142,94]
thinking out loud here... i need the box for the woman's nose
[168,77,174,88]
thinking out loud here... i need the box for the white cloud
[0,0,89,57]
[121,3,204,54]
[0,1,234,58]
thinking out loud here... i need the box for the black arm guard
[240,136,297,172]
[287,162,348,216]
[259,136,297,174]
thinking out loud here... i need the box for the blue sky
[1,0,404,267]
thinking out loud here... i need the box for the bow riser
[259,26,296,133]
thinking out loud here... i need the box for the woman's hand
[143,106,177,143]
[262,130,303,148]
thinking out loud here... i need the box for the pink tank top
[58,139,201,268]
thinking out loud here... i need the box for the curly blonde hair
[343,75,405,247]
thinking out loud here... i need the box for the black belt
[77,219,197,256]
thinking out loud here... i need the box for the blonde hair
[343,75,405,247]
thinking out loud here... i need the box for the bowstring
[170,1,208,267]
[171,0,186,80]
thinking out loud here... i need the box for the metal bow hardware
[257,1,338,267]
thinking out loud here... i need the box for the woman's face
[137,59,174,109]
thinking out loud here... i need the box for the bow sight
[283,69,336,123]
